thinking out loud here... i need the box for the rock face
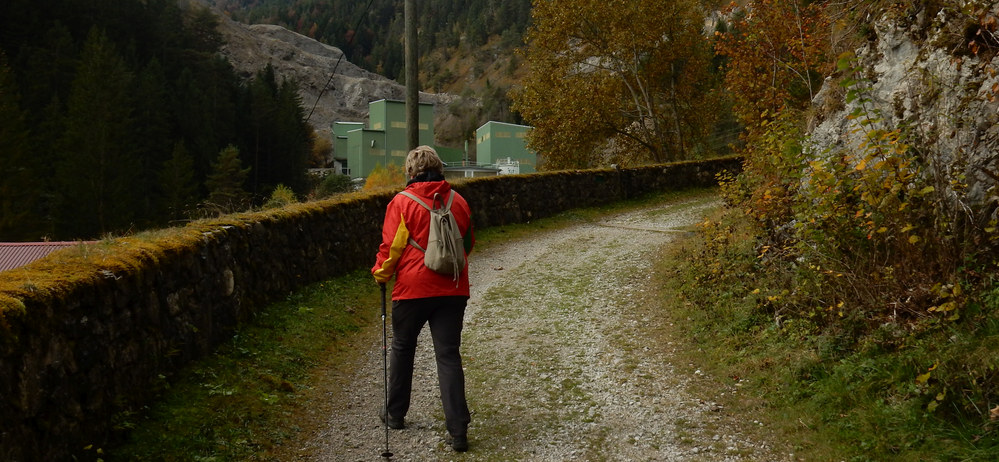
[211,6,447,134]
[808,5,999,207]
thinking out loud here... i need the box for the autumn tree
[714,0,832,232]
[310,131,332,168]
[512,0,718,170]
[715,0,831,126]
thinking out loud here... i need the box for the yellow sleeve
[373,213,410,283]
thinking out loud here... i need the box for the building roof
[0,242,85,272]
[479,120,533,130]
[369,98,434,106]
[444,165,500,173]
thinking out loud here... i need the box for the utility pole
[405,0,418,150]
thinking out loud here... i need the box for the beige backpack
[398,190,466,280]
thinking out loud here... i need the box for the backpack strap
[398,191,431,211]
[433,190,455,212]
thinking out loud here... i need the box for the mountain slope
[214,12,447,135]
[200,0,526,147]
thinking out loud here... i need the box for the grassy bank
[654,205,999,460]
[107,270,382,461]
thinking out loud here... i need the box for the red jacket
[372,180,474,300]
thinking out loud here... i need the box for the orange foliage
[513,0,717,169]
[363,163,406,191]
[714,0,834,237]
[715,0,832,126]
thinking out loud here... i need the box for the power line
[305,0,376,124]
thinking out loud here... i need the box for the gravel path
[292,194,786,461]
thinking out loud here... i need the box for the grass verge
[652,204,999,461]
[107,269,380,461]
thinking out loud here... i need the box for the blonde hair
[405,145,444,178]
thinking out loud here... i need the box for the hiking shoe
[448,434,468,452]
[379,409,405,429]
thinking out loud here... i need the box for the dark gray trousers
[388,296,471,437]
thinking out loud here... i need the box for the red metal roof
[0,242,85,272]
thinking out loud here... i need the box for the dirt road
[288,193,785,461]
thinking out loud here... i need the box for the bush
[313,174,355,199]
[661,206,999,460]
[263,184,297,209]
[362,164,406,191]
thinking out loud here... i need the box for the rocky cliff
[202,2,450,135]
[809,4,999,208]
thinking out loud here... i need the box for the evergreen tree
[173,67,215,180]
[0,0,342,238]
[173,60,240,185]
[158,141,199,223]
[241,65,311,197]
[273,78,311,194]
[204,144,251,215]
[19,24,77,227]
[18,23,77,129]
[133,58,173,225]
[314,173,355,198]
[0,53,43,240]
[183,5,225,54]
[244,64,279,197]
[55,27,139,238]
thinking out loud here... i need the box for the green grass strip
[107,270,380,461]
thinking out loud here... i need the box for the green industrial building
[475,121,537,174]
[332,103,535,178]
[333,99,439,179]
[331,121,363,175]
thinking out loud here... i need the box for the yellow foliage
[512,0,717,168]
[363,164,407,191]
[263,184,298,209]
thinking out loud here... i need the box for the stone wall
[0,157,740,461]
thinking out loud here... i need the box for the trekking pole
[380,283,393,459]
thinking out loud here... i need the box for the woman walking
[372,146,474,452]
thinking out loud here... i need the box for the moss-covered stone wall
[0,157,740,460]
